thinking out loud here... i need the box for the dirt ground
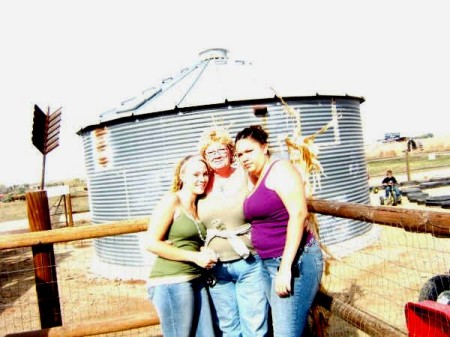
[0,237,162,337]
[1,168,450,336]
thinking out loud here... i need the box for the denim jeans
[209,254,269,337]
[385,185,400,197]
[147,277,215,337]
[262,242,323,337]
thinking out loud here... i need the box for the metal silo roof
[95,48,364,124]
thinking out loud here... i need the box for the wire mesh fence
[0,238,162,336]
[1,198,450,336]
[320,224,449,336]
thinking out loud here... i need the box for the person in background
[235,125,323,337]
[145,154,218,337]
[197,127,269,337]
[381,169,401,199]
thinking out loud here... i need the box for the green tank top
[149,210,207,278]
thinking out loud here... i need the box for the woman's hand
[275,268,292,297]
[193,249,218,269]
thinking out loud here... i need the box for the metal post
[62,194,68,226]
[41,154,46,190]
[40,106,51,190]
[405,140,411,182]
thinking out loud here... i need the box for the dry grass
[365,135,450,160]
[0,192,89,224]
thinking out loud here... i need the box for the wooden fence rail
[1,199,449,251]
[308,199,450,237]
[0,219,148,250]
[5,312,160,337]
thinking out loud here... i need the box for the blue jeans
[385,185,400,198]
[262,242,323,337]
[147,277,215,337]
[209,254,269,337]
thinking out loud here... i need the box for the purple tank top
[244,160,313,259]
[243,161,290,259]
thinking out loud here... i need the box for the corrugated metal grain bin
[78,48,373,279]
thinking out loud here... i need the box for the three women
[147,124,323,337]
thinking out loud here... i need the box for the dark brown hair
[234,125,269,145]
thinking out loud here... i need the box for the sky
[1,0,449,187]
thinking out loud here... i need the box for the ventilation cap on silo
[199,48,229,60]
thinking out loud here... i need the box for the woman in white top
[197,128,269,337]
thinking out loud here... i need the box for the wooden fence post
[26,191,62,329]
[65,194,74,227]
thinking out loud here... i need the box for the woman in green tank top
[145,155,218,337]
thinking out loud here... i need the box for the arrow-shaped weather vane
[31,104,62,189]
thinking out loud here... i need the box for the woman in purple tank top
[235,125,324,337]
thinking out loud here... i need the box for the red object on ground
[405,300,450,337]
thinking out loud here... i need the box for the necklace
[193,219,206,242]
[214,168,236,194]
[177,191,206,242]
[181,205,206,242]
[214,179,227,193]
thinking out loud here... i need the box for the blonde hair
[197,126,235,163]
[273,90,338,267]
[170,155,209,192]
